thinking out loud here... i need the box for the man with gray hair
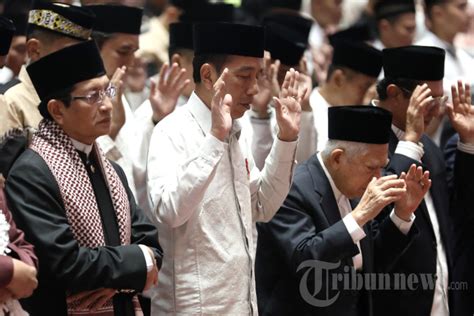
[256,105,429,316]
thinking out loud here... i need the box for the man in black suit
[374,46,474,316]
[256,106,428,316]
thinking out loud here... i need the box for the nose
[247,77,259,96]
[99,96,113,113]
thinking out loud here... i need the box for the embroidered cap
[328,106,393,144]
[28,1,95,40]
[27,40,106,117]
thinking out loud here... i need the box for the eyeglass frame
[70,84,117,105]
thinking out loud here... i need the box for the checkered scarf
[30,119,140,315]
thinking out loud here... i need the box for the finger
[177,79,191,93]
[214,68,229,91]
[458,80,466,105]
[166,63,180,86]
[405,164,417,180]
[399,172,407,180]
[280,69,292,97]
[451,84,460,111]
[273,60,280,80]
[273,97,284,121]
[384,187,407,197]
[171,68,187,88]
[379,178,406,190]
[446,103,455,122]
[149,79,157,96]
[376,174,399,184]
[415,166,423,181]
[422,179,432,194]
[466,82,472,106]
[222,93,233,110]
[288,69,296,95]
[212,68,229,106]
[158,63,169,87]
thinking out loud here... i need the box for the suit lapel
[308,156,342,226]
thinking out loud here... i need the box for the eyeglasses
[71,85,117,105]
[399,86,448,108]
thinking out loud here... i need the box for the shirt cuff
[343,214,366,244]
[457,140,474,154]
[271,137,298,163]
[138,245,154,272]
[390,209,416,235]
[394,141,424,162]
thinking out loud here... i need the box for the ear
[378,19,390,33]
[329,148,344,170]
[47,99,67,126]
[26,38,41,62]
[170,53,182,67]
[386,84,401,99]
[332,69,345,88]
[200,63,216,91]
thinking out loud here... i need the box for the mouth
[98,117,111,125]
[240,103,251,110]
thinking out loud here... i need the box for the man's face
[311,0,343,27]
[100,33,139,78]
[397,80,445,129]
[6,36,27,76]
[59,75,113,144]
[340,72,377,104]
[218,55,262,119]
[333,143,389,199]
[438,0,470,34]
[382,13,417,48]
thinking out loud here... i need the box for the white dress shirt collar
[316,152,346,208]
[70,137,93,156]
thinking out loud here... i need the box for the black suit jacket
[256,155,417,316]
[373,131,474,316]
[5,149,163,315]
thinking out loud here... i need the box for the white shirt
[310,88,330,153]
[416,31,474,98]
[146,92,297,314]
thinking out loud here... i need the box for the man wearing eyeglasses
[372,45,474,316]
[4,40,163,316]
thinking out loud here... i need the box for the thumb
[222,94,233,109]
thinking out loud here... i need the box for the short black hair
[27,25,70,44]
[192,54,228,83]
[168,47,193,65]
[424,0,447,19]
[39,85,74,120]
[376,77,420,100]
[326,64,359,83]
[91,30,114,50]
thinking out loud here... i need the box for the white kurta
[310,88,331,152]
[146,92,297,315]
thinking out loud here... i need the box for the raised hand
[352,175,407,227]
[67,288,116,311]
[447,80,474,144]
[150,63,191,123]
[275,68,305,142]
[251,53,280,117]
[210,68,233,142]
[404,84,434,143]
[6,258,38,299]
[109,66,127,140]
[395,164,431,220]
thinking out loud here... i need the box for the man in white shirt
[374,45,474,316]
[372,0,417,50]
[308,38,382,153]
[416,0,474,146]
[147,22,305,314]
